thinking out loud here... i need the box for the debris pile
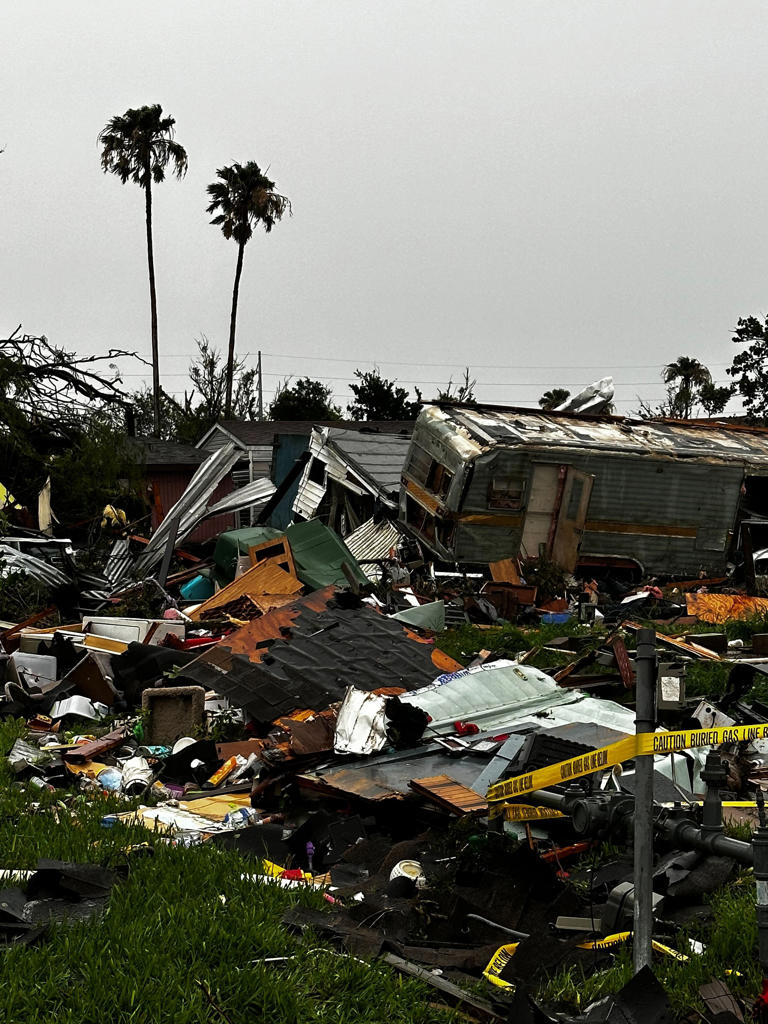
[7,403,768,1020]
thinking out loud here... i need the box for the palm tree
[662,356,713,419]
[538,388,571,410]
[206,162,291,417]
[98,105,187,436]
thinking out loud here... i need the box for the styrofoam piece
[82,616,185,646]
[8,652,57,686]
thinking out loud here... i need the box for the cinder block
[685,633,727,655]
[141,686,205,745]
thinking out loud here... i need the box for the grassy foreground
[0,718,458,1024]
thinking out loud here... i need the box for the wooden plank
[247,535,296,577]
[409,774,488,815]
[611,636,635,689]
[489,558,521,584]
[188,561,302,622]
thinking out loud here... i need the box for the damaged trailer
[399,402,768,577]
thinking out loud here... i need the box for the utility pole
[633,628,657,972]
[257,350,263,421]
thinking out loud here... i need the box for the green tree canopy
[436,367,477,402]
[268,378,341,420]
[663,356,732,418]
[130,336,257,443]
[538,388,571,410]
[206,161,291,418]
[727,316,768,421]
[640,355,733,419]
[0,329,142,528]
[347,369,421,420]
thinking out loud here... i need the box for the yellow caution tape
[578,931,631,950]
[482,943,519,988]
[489,803,566,823]
[487,723,768,803]
[577,932,688,961]
[651,940,689,962]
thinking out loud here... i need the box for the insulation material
[685,592,768,624]
[334,687,389,755]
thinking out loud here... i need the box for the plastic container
[97,767,123,792]
[389,860,426,888]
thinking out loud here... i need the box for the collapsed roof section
[293,425,413,531]
[178,585,446,722]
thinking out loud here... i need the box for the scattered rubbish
[7,402,768,1019]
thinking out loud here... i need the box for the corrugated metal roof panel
[344,518,402,576]
[179,586,442,721]
[400,659,635,737]
[326,428,413,495]
[421,404,768,467]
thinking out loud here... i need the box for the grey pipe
[465,913,530,941]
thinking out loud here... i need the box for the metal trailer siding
[453,447,744,574]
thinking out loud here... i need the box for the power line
[113,351,736,371]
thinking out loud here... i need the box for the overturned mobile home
[400,403,768,576]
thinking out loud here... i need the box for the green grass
[537,875,763,1018]
[435,620,600,670]
[0,718,459,1024]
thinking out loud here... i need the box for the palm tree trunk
[145,176,161,436]
[225,241,245,418]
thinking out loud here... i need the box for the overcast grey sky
[3,1,767,415]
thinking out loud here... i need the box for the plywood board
[188,561,302,621]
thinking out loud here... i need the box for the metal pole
[257,350,263,421]
[633,627,657,973]
[753,790,768,979]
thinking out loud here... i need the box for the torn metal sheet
[0,543,71,589]
[300,741,495,801]
[299,766,404,801]
[205,477,275,518]
[128,443,241,582]
[293,426,412,522]
[554,376,615,414]
[333,687,388,755]
[390,600,445,631]
[400,660,602,732]
[343,517,404,581]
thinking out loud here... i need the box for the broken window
[308,457,326,485]
[566,477,584,519]
[406,444,432,485]
[426,461,453,499]
[487,475,525,510]
[405,495,436,542]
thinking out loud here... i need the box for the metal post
[257,350,263,421]
[753,790,768,979]
[633,627,657,973]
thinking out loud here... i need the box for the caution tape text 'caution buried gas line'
[485,723,768,804]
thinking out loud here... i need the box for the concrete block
[685,632,727,655]
[142,686,205,745]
